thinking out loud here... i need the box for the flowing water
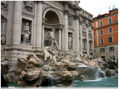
[77,66,106,80]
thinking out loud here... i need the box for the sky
[79,0,119,17]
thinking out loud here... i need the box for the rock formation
[1,47,118,87]
[16,48,80,87]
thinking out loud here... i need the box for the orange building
[93,8,118,60]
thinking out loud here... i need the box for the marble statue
[45,30,59,50]
[21,22,31,44]
[1,1,8,9]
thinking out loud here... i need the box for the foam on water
[83,78,103,82]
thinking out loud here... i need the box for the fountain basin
[73,77,118,87]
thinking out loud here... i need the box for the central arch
[42,8,62,48]
[43,7,62,24]
[45,10,60,24]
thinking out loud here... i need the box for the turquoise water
[8,83,19,87]
[8,78,118,88]
[73,78,118,87]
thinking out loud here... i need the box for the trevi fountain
[1,30,118,88]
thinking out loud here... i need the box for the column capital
[63,9,69,15]
[59,24,64,30]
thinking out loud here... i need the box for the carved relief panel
[1,1,8,10]
[23,1,34,13]
[21,19,32,44]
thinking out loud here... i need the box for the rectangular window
[109,18,112,25]
[89,41,92,50]
[68,16,73,26]
[109,36,113,42]
[109,27,112,33]
[100,21,103,27]
[100,48,105,52]
[68,32,73,49]
[100,30,103,35]
[101,38,104,44]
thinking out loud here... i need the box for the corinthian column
[63,8,68,51]
[12,1,22,45]
[35,1,42,47]
[73,11,79,52]
[87,26,89,54]
[80,25,83,54]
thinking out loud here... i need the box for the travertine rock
[3,47,117,87]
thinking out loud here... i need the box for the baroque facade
[93,8,118,60]
[1,1,94,73]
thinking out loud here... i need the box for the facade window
[68,16,73,26]
[100,48,105,52]
[101,38,104,44]
[68,32,73,49]
[109,27,112,33]
[82,24,86,30]
[83,39,87,50]
[100,21,103,27]
[89,41,92,50]
[100,30,103,35]
[108,36,113,42]
[109,18,112,25]
[109,47,114,51]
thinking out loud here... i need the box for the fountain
[1,49,118,87]
[1,31,118,87]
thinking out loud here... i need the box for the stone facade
[1,1,94,75]
[94,44,118,60]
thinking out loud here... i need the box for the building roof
[93,8,118,21]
